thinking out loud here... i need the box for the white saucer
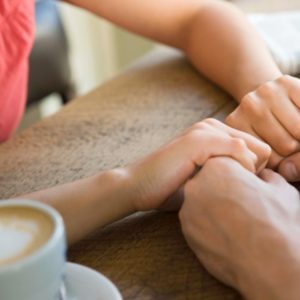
[64,262,122,300]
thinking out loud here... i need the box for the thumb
[278,153,300,182]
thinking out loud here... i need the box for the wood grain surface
[0,48,241,299]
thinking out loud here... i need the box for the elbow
[180,0,242,53]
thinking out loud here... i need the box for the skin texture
[22,119,270,244]
[180,157,300,300]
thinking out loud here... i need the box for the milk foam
[0,219,38,262]
[0,207,54,266]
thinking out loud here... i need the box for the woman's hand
[22,118,270,244]
[179,157,300,300]
[126,118,271,211]
[226,75,300,169]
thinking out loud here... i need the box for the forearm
[64,0,201,48]
[184,1,282,101]
[17,169,136,245]
[66,0,281,101]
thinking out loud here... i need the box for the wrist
[234,69,282,102]
[123,161,166,212]
[96,168,138,216]
[121,164,151,212]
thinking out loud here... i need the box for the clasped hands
[123,74,300,300]
[179,74,300,300]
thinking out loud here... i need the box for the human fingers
[193,132,257,173]
[208,119,271,172]
[244,99,299,157]
[176,120,258,172]
[226,90,300,158]
[129,120,257,212]
[226,106,285,169]
[278,152,300,182]
[270,77,300,141]
[284,75,300,109]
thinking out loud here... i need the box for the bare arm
[22,169,135,245]
[64,0,281,100]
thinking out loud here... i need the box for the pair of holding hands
[130,74,300,213]
[125,74,300,299]
[178,75,300,299]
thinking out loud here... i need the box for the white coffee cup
[0,199,66,300]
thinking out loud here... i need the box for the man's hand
[226,75,300,169]
[126,118,270,211]
[180,157,300,300]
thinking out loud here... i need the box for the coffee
[0,206,54,266]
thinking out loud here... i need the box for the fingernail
[282,161,298,181]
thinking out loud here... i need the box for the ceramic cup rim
[0,199,65,273]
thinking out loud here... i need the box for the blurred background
[21,0,155,130]
[20,0,300,130]
[58,2,154,95]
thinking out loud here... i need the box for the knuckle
[203,118,220,127]
[256,140,272,157]
[276,74,292,86]
[240,93,262,117]
[257,81,276,97]
[184,130,202,144]
[262,143,272,159]
[280,140,299,156]
[231,138,247,151]
[190,121,210,132]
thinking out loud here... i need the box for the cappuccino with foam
[0,206,54,266]
[0,200,66,300]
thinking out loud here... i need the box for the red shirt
[0,0,35,142]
